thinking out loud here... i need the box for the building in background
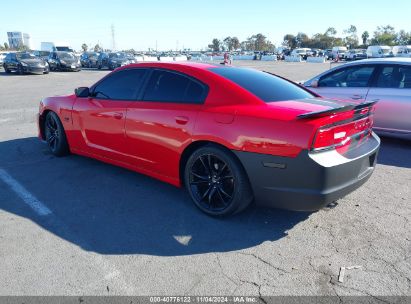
[7,32,31,49]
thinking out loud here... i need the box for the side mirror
[310,80,319,88]
[75,87,90,98]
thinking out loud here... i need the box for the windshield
[382,49,391,54]
[16,53,37,60]
[210,67,314,102]
[58,52,75,60]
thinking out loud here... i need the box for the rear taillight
[312,115,373,152]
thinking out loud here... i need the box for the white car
[393,45,411,58]
[332,46,348,60]
[0,52,8,65]
[303,58,411,140]
[366,45,393,58]
[290,48,311,59]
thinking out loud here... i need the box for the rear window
[209,67,314,102]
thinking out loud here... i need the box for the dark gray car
[3,52,49,75]
[47,51,81,72]
[97,52,135,70]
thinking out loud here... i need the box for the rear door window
[376,65,411,88]
[142,70,207,104]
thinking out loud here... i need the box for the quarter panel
[367,87,411,133]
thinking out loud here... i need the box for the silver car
[304,58,411,140]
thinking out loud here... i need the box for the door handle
[113,112,123,119]
[350,95,364,100]
[175,116,189,125]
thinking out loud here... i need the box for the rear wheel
[184,145,253,216]
[44,112,69,156]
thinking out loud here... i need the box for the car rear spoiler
[297,100,378,120]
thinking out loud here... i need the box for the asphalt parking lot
[0,61,410,298]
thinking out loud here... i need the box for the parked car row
[80,51,136,70]
[2,51,81,75]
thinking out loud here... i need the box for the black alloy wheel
[185,145,253,216]
[44,112,69,156]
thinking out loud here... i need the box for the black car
[32,50,50,61]
[80,52,100,68]
[97,52,136,70]
[48,51,81,71]
[3,52,49,75]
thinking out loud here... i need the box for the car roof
[304,58,411,84]
[343,58,411,65]
[118,61,219,71]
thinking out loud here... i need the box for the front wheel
[17,65,24,75]
[184,145,253,216]
[44,112,69,156]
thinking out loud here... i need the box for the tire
[17,65,24,75]
[97,64,102,69]
[4,66,11,73]
[184,144,253,216]
[44,112,69,156]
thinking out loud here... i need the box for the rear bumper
[234,133,380,211]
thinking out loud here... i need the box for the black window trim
[318,64,378,88]
[89,67,149,101]
[140,68,209,105]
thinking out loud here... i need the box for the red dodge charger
[38,62,380,216]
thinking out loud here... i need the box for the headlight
[20,62,28,66]
[60,60,66,65]
[44,61,49,66]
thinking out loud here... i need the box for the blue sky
[1,0,410,51]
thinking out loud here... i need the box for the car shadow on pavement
[0,137,310,256]
[377,136,411,169]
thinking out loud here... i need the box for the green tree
[295,32,309,47]
[361,31,370,45]
[223,37,234,51]
[371,25,396,46]
[325,27,337,36]
[94,44,102,52]
[208,38,221,52]
[343,25,359,48]
[283,34,296,49]
[81,43,88,52]
[396,30,411,45]
[4,42,9,50]
[231,37,240,51]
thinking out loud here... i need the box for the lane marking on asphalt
[0,167,134,293]
[0,168,52,216]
